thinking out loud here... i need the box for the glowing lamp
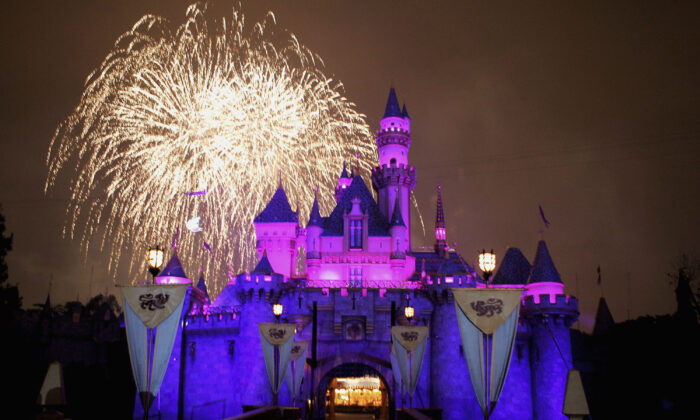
[273,303,283,323]
[147,246,164,280]
[479,249,496,286]
[404,305,415,322]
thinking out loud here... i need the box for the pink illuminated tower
[371,88,416,246]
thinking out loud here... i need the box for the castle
[141,88,579,420]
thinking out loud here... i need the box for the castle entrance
[318,363,390,420]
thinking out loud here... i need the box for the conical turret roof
[390,198,405,227]
[158,254,188,279]
[383,87,402,118]
[252,250,275,275]
[527,240,562,284]
[593,296,615,336]
[196,275,210,302]
[492,247,531,285]
[254,187,299,223]
[402,104,410,119]
[307,196,324,227]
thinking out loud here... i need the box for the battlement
[185,306,240,331]
[371,164,417,189]
[376,131,412,148]
[520,293,579,324]
[376,126,410,136]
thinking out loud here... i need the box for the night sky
[1,0,699,331]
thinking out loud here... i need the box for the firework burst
[46,4,376,297]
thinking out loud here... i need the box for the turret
[371,87,416,247]
[155,254,190,285]
[520,239,579,420]
[253,184,300,280]
[434,184,448,257]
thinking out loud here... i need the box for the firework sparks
[46,4,375,297]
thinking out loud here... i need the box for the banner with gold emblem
[121,284,188,416]
[391,325,428,405]
[259,323,296,400]
[453,288,523,418]
[286,341,308,405]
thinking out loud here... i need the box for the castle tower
[232,251,283,408]
[521,240,579,420]
[434,184,448,257]
[253,185,300,279]
[371,88,416,247]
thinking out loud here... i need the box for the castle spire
[434,184,448,256]
[383,87,402,118]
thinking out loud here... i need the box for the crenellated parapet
[520,293,579,328]
[375,127,412,148]
[233,272,286,304]
[371,164,417,190]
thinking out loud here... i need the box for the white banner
[453,288,523,417]
[286,341,308,403]
[121,284,188,414]
[122,285,188,328]
[259,323,296,395]
[391,326,428,400]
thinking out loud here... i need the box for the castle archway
[317,363,391,420]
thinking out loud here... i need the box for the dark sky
[1,0,699,331]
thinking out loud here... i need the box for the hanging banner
[122,285,188,328]
[453,288,523,417]
[391,326,428,399]
[286,341,309,403]
[121,284,188,414]
[259,323,296,395]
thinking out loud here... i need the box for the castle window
[349,267,362,287]
[349,219,362,248]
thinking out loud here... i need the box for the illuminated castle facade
[140,89,579,420]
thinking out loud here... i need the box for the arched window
[349,219,362,249]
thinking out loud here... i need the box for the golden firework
[46,4,376,297]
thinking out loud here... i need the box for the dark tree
[0,204,20,312]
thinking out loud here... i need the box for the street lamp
[273,303,283,323]
[478,249,496,287]
[147,246,164,283]
[404,297,414,324]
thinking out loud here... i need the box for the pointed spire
[308,195,324,227]
[593,296,615,336]
[528,240,563,284]
[402,104,410,119]
[492,247,532,285]
[390,196,405,227]
[158,254,188,279]
[340,162,350,179]
[196,273,210,303]
[254,186,299,223]
[383,87,402,118]
[435,184,445,229]
[252,250,275,275]
[434,184,448,256]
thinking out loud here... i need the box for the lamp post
[478,249,496,287]
[147,246,164,283]
[273,303,283,323]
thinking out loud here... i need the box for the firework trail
[46,3,376,297]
